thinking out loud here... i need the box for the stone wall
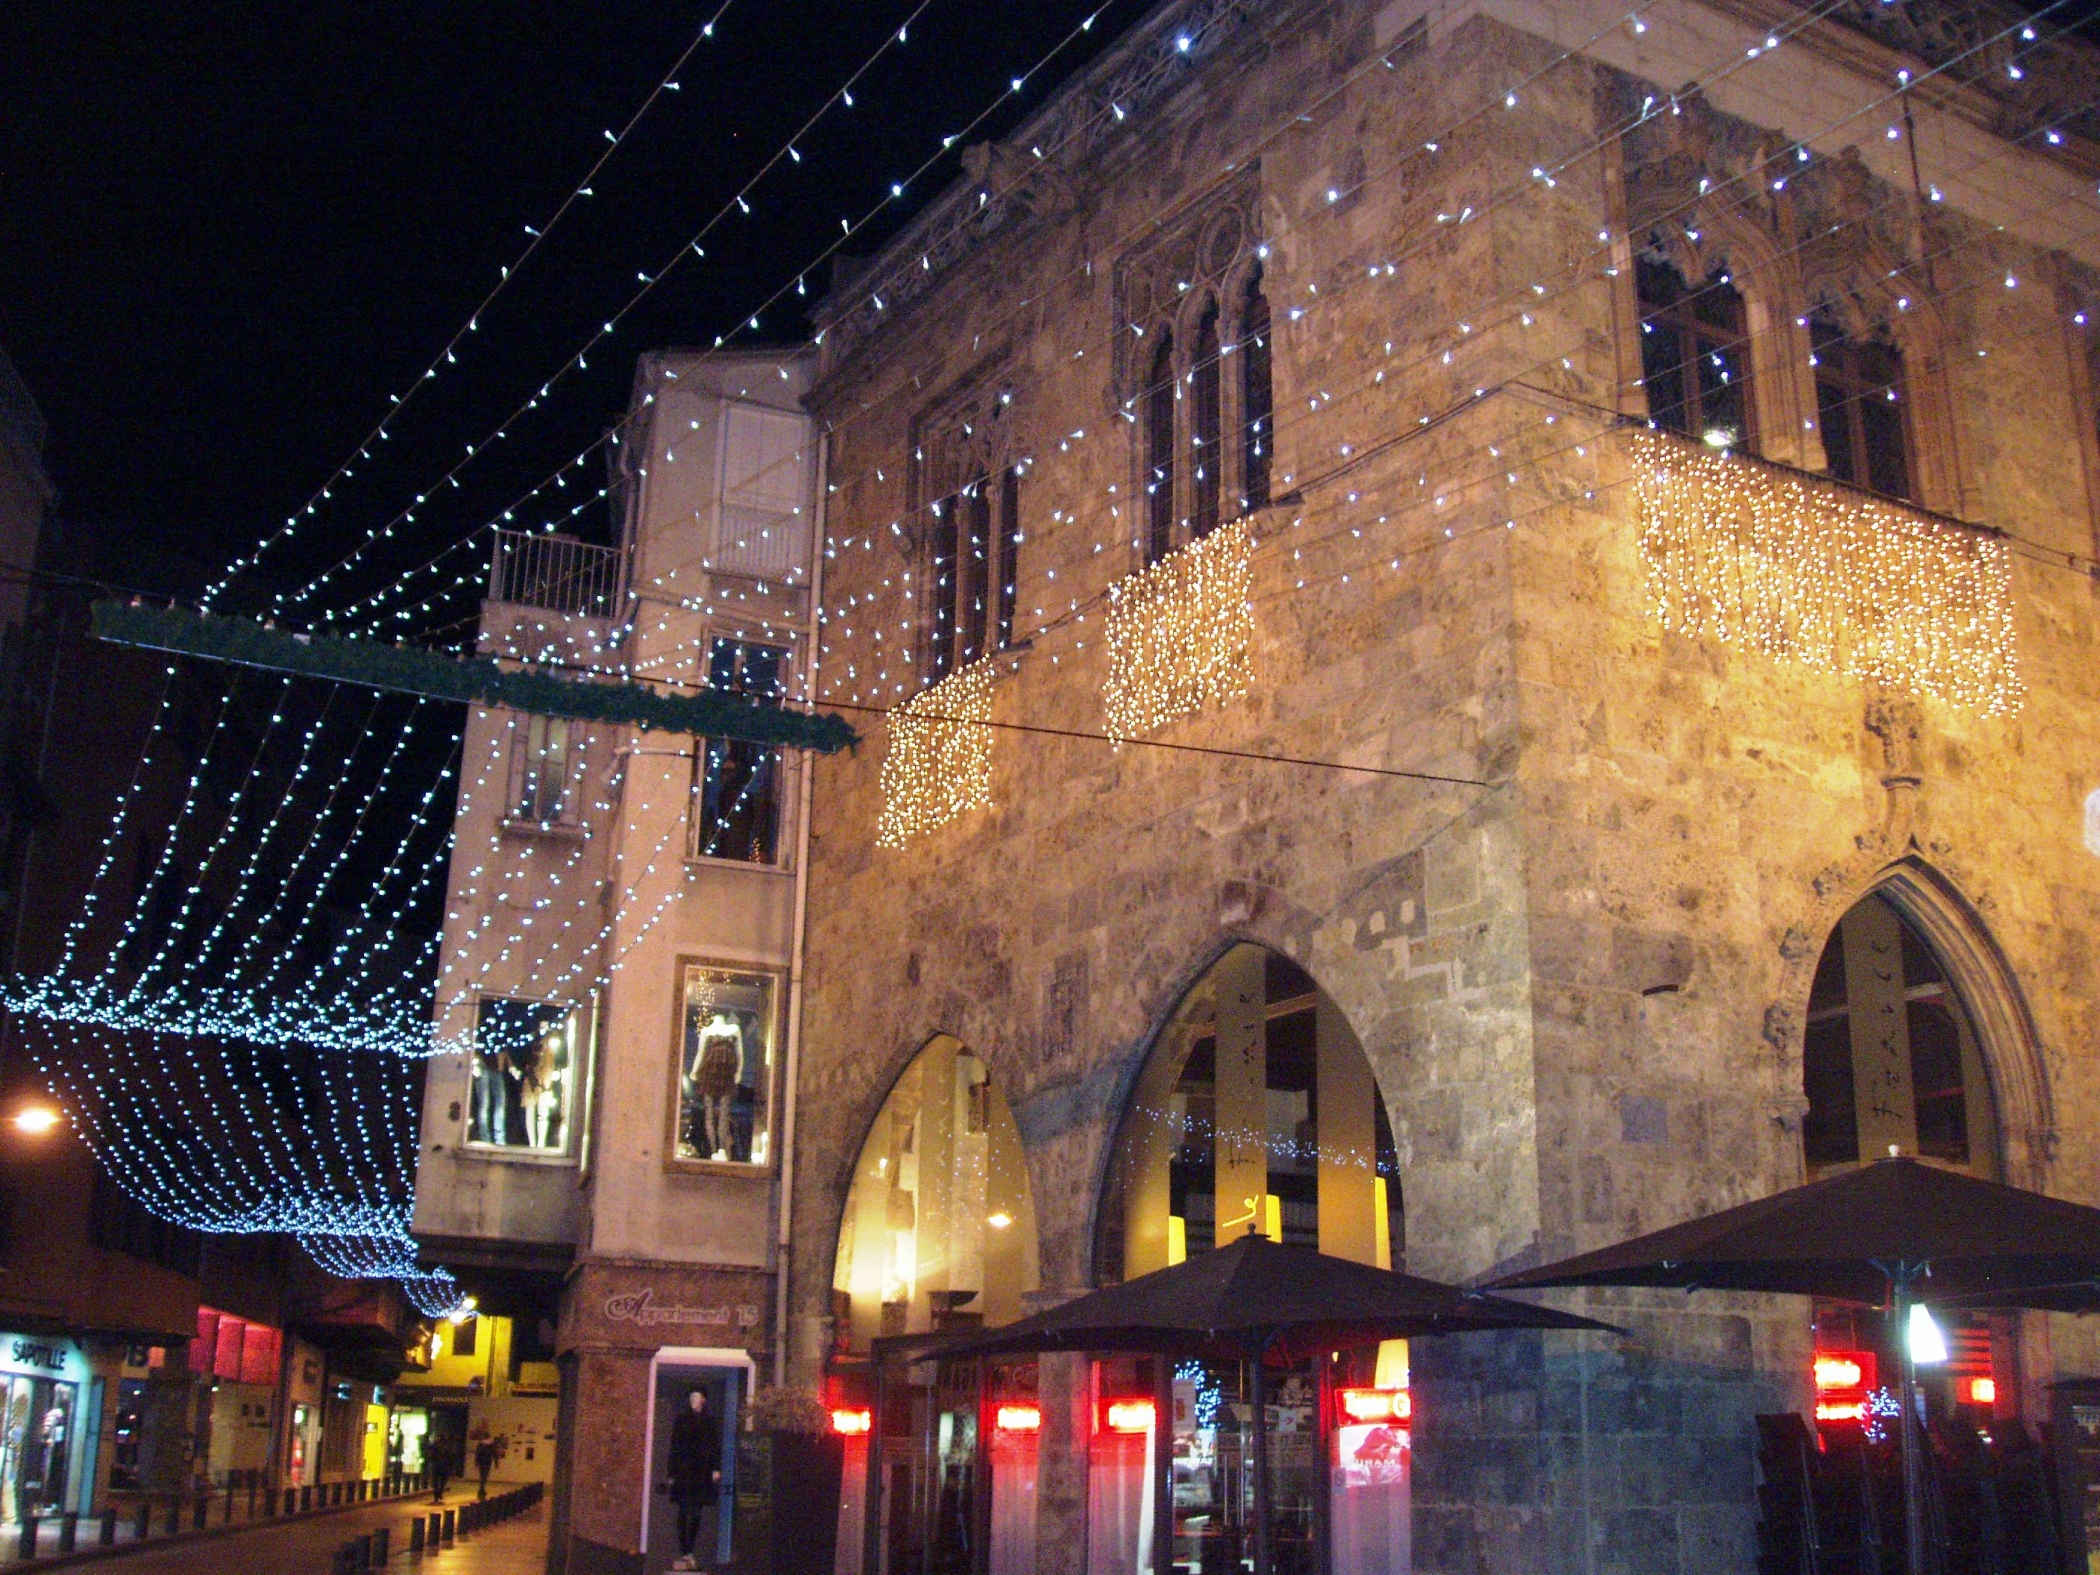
[789,3,2100,1571]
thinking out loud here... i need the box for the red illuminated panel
[1812,1350,1876,1394]
[1966,1377,1997,1406]
[1338,1388,1412,1425]
[1101,1398,1156,1435]
[1815,1401,1866,1424]
[830,1408,872,1436]
[240,1324,280,1388]
[995,1404,1041,1434]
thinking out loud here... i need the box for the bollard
[248,1478,258,1517]
[373,1525,390,1563]
[133,1499,151,1541]
[58,1511,77,1552]
[193,1492,209,1531]
[441,1507,455,1543]
[302,1484,313,1513]
[409,1515,425,1554]
[164,1496,181,1537]
[18,1514,37,1561]
[224,1488,235,1524]
[427,1510,440,1547]
[99,1509,116,1547]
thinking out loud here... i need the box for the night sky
[0,0,1147,601]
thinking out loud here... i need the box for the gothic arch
[1777,855,2054,1189]
[1089,938,1404,1286]
[828,1030,1042,1352]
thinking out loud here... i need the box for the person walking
[664,1387,721,1572]
[473,1437,497,1500]
[430,1433,455,1504]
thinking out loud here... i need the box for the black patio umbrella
[896,1234,1612,1575]
[925,1231,1613,1365]
[1487,1157,2100,1575]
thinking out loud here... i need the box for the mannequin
[471,1034,512,1146]
[686,1011,742,1160]
[521,1020,568,1149]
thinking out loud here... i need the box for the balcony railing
[488,530,625,617]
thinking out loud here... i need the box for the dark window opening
[928,495,957,684]
[1802,894,1993,1177]
[1242,284,1273,512]
[693,637,786,864]
[960,481,991,666]
[1190,306,1222,540]
[1637,252,1752,451]
[1145,335,1177,564]
[1811,316,1910,499]
[996,466,1020,649]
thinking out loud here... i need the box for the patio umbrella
[902,1235,1613,1575]
[1486,1157,2100,1575]
[920,1231,1614,1364]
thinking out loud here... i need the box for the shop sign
[601,1288,761,1333]
[0,1335,83,1381]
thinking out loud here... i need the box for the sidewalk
[0,1480,438,1566]
[60,1494,548,1575]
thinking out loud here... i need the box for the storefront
[388,1403,429,1476]
[0,1334,98,1524]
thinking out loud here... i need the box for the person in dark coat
[473,1436,498,1499]
[665,1387,721,1572]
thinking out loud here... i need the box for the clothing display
[686,1013,743,1160]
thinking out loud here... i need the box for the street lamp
[12,1105,60,1136]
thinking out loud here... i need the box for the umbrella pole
[1893,1269,1926,1575]
[1250,1346,1273,1575]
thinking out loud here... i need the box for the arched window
[1802,892,2008,1427]
[832,1036,1039,1351]
[1190,304,1222,540]
[1145,334,1177,564]
[924,466,1022,682]
[1637,251,1753,451]
[1098,944,1403,1282]
[1241,279,1273,512]
[1803,892,1997,1177]
[1810,315,1910,500]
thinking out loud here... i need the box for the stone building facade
[785,0,2100,1571]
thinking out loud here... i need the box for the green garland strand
[92,600,858,753]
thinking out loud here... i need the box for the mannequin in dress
[685,1011,742,1160]
[521,1019,568,1149]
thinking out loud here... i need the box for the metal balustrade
[488,530,625,616]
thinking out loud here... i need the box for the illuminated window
[832,1037,1038,1350]
[1811,316,1910,500]
[467,996,581,1156]
[1637,252,1753,452]
[674,964,779,1167]
[1098,945,1403,1281]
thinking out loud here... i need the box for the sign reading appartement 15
[601,1289,760,1332]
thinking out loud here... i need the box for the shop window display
[467,997,581,1155]
[674,965,779,1167]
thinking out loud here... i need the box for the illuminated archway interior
[1099,943,1404,1281]
[832,1036,1039,1353]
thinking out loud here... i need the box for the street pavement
[32,1491,547,1575]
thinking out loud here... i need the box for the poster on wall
[673,965,778,1167]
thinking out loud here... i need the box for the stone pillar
[1034,1348,1089,1575]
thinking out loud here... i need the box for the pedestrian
[473,1437,497,1500]
[664,1387,720,1573]
[431,1434,455,1504]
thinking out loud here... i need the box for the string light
[876,659,997,846]
[1629,428,2023,717]
[1102,518,1254,745]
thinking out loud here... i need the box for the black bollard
[18,1514,37,1560]
[427,1510,440,1547]
[133,1499,150,1541]
[58,1511,77,1552]
[355,1531,374,1571]
[440,1507,455,1543]
[224,1488,235,1524]
[99,1509,116,1547]
[409,1515,425,1554]
[193,1492,209,1530]
[373,1525,390,1563]
[164,1496,181,1536]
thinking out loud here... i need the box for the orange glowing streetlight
[12,1105,61,1136]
